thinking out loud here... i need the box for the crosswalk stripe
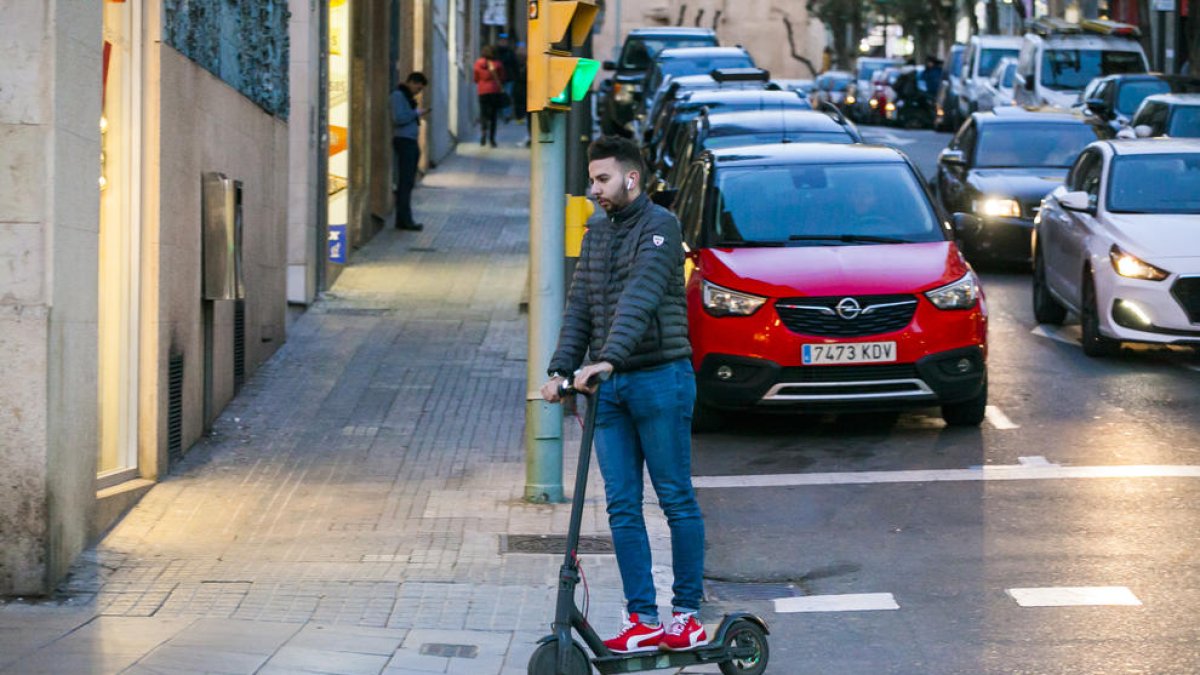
[1006,586,1141,607]
[1031,324,1080,345]
[773,593,899,613]
[693,463,1200,489]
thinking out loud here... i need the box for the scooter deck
[588,613,767,674]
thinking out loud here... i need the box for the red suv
[669,143,988,429]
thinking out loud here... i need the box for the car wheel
[1080,272,1120,358]
[941,377,987,427]
[1032,248,1067,325]
[691,400,726,433]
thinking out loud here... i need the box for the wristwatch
[549,370,569,380]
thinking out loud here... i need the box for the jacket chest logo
[652,234,665,247]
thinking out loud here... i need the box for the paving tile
[262,646,392,674]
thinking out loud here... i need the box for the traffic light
[527,0,599,113]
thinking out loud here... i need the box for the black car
[638,46,757,130]
[935,108,1112,264]
[596,27,718,136]
[658,108,862,192]
[643,69,777,148]
[1079,73,1200,131]
[647,89,813,181]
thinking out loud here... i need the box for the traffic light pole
[525,110,568,504]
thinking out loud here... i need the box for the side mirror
[1060,190,1093,213]
[651,188,679,209]
[1134,124,1153,138]
[1086,98,1111,119]
[1023,75,1035,91]
[939,148,966,166]
[602,60,617,71]
[1115,127,1137,140]
[951,212,982,237]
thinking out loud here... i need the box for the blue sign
[328,224,347,264]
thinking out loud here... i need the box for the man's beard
[600,183,632,213]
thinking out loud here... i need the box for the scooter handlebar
[559,369,610,395]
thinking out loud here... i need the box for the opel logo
[835,297,862,320]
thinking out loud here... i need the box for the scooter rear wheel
[527,639,591,675]
[718,620,769,675]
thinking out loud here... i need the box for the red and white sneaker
[603,612,664,654]
[660,611,708,651]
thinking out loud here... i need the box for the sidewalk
[0,125,708,675]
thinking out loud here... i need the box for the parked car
[643,68,776,153]
[957,35,1023,120]
[671,143,989,429]
[1127,93,1200,138]
[848,57,903,123]
[647,88,812,181]
[810,70,854,112]
[1032,139,1200,356]
[885,66,936,129]
[1078,73,1200,131]
[935,44,967,131]
[1014,18,1148,110]
[637,46,757,134]
[775,79,816,97]
[936,108,1112,263]
[976,57,1019,112]
[597,27,718,136]
[658,108,862,191]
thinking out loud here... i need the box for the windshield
[1041,49,1146,91]
[979,48,1018,77]
[949,49,965,77]
[976,124,1099,168]
[1116,80,1170,115]
[1168,107,1200,137]
[620,38,716,69]
[1108,153,1200,213]
[711,163,943,245]
[661,55,755,80]
[705,131,855,149]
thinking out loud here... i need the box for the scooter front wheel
[527,639,591,675]
[718,620,769,675]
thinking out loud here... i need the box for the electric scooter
[528,376,770,675]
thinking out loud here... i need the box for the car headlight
[702,280,767,316]
[1109,245,1169,281]
[924,273,980,310]
[975,197,1021,218]
[845,95,857,105]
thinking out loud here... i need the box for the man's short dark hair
[588,135,645,179]
[407,72,428,86]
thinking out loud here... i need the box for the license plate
[802,341,897,365]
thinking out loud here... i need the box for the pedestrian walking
[495,35,520,121]
[391,71,428,231]
[540,136,707,654]
[474,46,507,148]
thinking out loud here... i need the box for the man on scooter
[540,135,707,654]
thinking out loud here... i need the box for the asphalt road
[691,125,1200,674]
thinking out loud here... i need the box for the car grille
[1171,276,1200,324]
[776,295,918,337]
[778,363,919,381]
[767,364,931,401]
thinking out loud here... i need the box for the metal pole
[613,0,623,61]
[525,110,567,504]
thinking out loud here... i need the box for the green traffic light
[550,58,601,105]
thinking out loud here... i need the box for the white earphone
[626,177,634,190]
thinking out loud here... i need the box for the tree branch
[781,14,819,77]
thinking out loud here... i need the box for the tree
[806,0,866,69]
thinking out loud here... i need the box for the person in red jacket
[473,45,506,148]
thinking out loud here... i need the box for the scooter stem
[554,391,599,674]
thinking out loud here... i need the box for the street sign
[328,224,347,264]
[484,0,507,26]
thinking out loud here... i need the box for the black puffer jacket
[548,193,691,375]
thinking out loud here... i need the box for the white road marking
[985,405,1019,430]
[1006,586,1141,607]
[1031,324,1081,345]
[773,593,899,613]
[692,463,1200,489]
[1186,363,1200,373]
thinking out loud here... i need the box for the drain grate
[705,581,797,602]
[419,643,478,659]
[503,534,614,555]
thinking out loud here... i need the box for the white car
[976,57,1018,112]
[1033,139,1200,356]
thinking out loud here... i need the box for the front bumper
[1099,271,1200,346]
[960,216,1034,263]
[696,346,986,412]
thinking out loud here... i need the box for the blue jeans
[593,359,704,617]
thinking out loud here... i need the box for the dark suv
[596,27,718,136]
